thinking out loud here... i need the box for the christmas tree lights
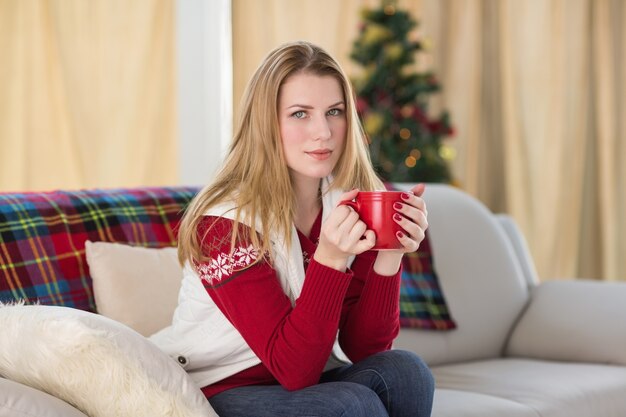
[351,1,455,183]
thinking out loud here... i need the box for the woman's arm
[338,250,401,362]
[338,184,429,361]
[197,216,352,391]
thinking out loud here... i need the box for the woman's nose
[311,115,331,141]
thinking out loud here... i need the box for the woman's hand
[314,189,376,271]
[374,183,429,275]
[391,183,429,253]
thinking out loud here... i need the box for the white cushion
[0,304,217,417]
[432,358,626,417]
[506,280,626,365]
[85,240,182,336]
[0,377,88,417]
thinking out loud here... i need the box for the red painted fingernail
[401,193,411,200]
[393,202,403,210]
[393,213,403,221]
[396,231,405,238]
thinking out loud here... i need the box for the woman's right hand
[313,189,376,271]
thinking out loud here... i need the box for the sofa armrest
[495,214,540,287]
[506,280,626,365]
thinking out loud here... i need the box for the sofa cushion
[392,184,529,365]
[0,304,217,417]
[432,388,537,417]
[432,358,626,417]
[0,187,197,311]
[494,214,539,286]
[0,377,88,417]
[506,280,626,365]
[85,241,182,336]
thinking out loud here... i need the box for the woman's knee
[376,350,435,391]
[319,382,387,417]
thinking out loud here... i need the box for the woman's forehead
[279,73,344,106]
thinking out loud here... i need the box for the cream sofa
[1,183,626,417]
[394,183,626,417]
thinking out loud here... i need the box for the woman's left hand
[372,184,428,276]
[391,183,428,254]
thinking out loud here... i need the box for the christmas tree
[351,1,454,183]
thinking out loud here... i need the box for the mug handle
[338,199,359,211]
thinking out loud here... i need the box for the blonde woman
[151,41,434,417]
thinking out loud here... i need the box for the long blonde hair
[178,41,383,266]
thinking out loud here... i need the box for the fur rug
[0,303,217,417]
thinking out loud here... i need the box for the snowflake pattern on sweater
[197,244,259,285]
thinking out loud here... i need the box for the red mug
[339,191,404,250]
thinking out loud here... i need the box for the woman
[151,41,434,417]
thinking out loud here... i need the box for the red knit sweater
[198,210,401,398]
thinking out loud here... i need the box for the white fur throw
[0,304,218,417]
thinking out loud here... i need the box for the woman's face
[278,72,347,186]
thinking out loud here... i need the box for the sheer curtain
[232,0,625,281]
[591,0,626,280]
[0,0,177,192]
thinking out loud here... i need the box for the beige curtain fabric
[0,0,177,192]
[591,0,626,281]
[233,0,625,281]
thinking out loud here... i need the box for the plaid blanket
[0,185,455,330]
[0,187,197,312]
[400,231,455,329]
[384,184,456,330]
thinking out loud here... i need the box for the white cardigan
[149,178,351,388]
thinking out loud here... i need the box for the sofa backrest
[1,182,530,364]
[392,184,530,365]
[0,187,198,311]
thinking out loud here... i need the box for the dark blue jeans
[208,350,434,417]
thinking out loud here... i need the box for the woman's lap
[209,350,434,417]
[209,381,386,417]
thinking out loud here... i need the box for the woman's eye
[327,108,343,116]
[292,111,306,119]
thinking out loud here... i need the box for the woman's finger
[394,201,428,230]
[395,230,422,252]
[400,192,427,212]
[355,229,376,253]
[394,213,425,241]
[410,183,426,197]
[336,188,359,207]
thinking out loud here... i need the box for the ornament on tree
[351,0,455,183]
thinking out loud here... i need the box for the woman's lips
[306,149,332,160]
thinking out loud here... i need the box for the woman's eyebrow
[286,101,345,109]
[287,104,314,109]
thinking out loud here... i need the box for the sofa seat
[432,358,626,417]
[2,183,626,416]
[433,389,538,417]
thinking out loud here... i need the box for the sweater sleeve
[195,216,353,391]
[338,250,402,363]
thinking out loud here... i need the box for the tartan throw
[384,184,456,330]
[0,187,198,312]
[400,230,456,330]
